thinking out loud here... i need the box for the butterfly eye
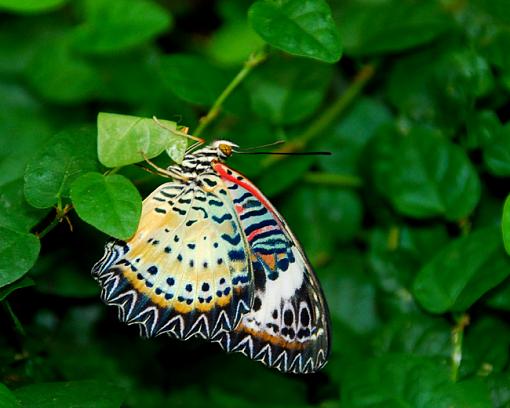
[219,143,233,157]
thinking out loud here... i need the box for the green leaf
[0,227,40,288]
[31,250,98,298]
[465,110,501,150]
[25,37,99,103]
[256,156,315,197]
[502,194,510,256]
[483,123,510,176]
[336,0,451,56]
[0,276,35,301]
[0,0,67,13]
[24,127,99,209]
[485,372,510,408]
[485,278,510,311]
[0,179,48,232]
[14,380,125,408]
[461,317,510,376]
[72,0,172,54]
[320,251,379,334]
[413,227,510,314]
[159,54,249,113]
[0,82,53,186]
[376,315,451,359]
[97,112,187,167]
[0,383,17,408]
[246,56,333,125]
[248,0,342,63]
[207,21,265,65]
[71,172,142,239]
[282,185,363,260]
[318,97,392,175]
[341,354,492,407]
[385,126,481,220]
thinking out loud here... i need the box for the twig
[262,61,378,167]
[303,172,362,187]
[451,314,470,382]
[194,48,269,137]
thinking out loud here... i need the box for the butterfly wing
[211,163,331,374]
[92,177,253,340]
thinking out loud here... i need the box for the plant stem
[194,48,269,137]
[451,314,470,382]
[2,300,25,336]
[262,61,378,167]
[303,172,362,187]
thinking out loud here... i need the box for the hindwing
[211,163,330,374]
[92,176,253,340]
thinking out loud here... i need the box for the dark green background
[1,0,510,406]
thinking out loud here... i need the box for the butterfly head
[212,140,239,161]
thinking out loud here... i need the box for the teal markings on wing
[212,163,330,374]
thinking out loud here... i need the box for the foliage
[1,0,510,407]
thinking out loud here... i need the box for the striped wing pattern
[92,176,253,340]
[212,163,330,374]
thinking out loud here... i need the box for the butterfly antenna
[152,116,205,152]
[234,150,332,156]
[237,140,286,151]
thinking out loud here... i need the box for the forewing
[212,163,330,374]
[92,179,253,340]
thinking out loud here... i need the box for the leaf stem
[451,313,469,382]
[194,48,269,137]
[36,204,74,239]
[2,300,25,336]
[262,61,378,167]
[303,172,362,187]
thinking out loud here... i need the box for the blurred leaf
[384,126,481,220]
[485,372,510,408]
[0,383,16,408]
[413,227,510,314]
[207,21,264,65]
[71,172,141,239]
[502,194,510,256]
[483,123,510,176]
[25,37,99,103]
[72,0,172,54]
[398,224,450,264]
[97,112,186,167]
[0,276,34,301]
[320,252,379,334]
[282,185,363,260]
[256,156,315,197]
[0,81,53,186]
[0,0,67,13]
[31,250,98,298]
[0,179,48,232]
[159,54,249,113]
[473,0,510,24]
[13,380,125,408]
[461,317,510,377]
[432,50,494,122]
[341,354,492,407]
[0,227,40,288]
[249,0,342,63]
[246,56,333,125]
[24,127,99,209]
[465,110,501,150]
[485,277,510,311]
[318,97,392,175]
[335,0,451,56]
[375,315,451,360]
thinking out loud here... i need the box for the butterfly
[92,140,330,374]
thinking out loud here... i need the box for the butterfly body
[92,140,330,374]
